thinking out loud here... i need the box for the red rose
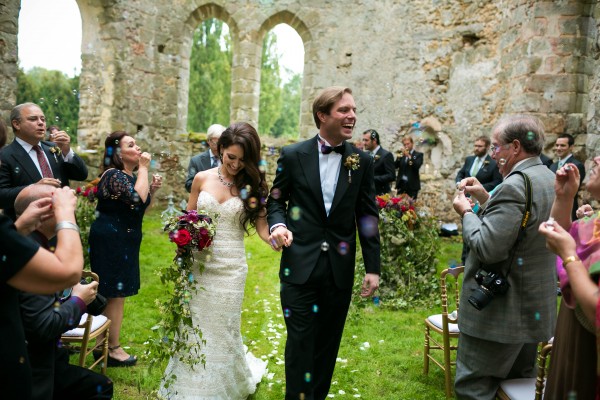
[376,198,387,209]
[391,197,401,205]
[93,186,98,194]
[171,229,192,247]
[401,205,408,212]
[83,188,90,197]
[76,187,82,194]
[409,205,415,211]
[197,227,212,250]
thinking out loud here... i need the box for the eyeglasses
[491,143,510,154]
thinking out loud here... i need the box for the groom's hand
[360,273,379,298]
[269,226,293,251]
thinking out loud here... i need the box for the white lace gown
[159,191,268,399]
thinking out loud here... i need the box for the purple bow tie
[318,138,344,155]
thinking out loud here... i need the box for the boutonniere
[49,146,60,162]
[344,153,360,183]
[483,160,490,165]
[374,155,380,161]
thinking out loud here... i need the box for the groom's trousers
[280,251,352,400]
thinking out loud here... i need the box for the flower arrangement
[344,153,360,183]
[354,193,440,309]
[146,209,217,386]
[75,178,100,270]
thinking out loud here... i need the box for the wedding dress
[159,191,267,399]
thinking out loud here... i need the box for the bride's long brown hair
[217,122,268,234]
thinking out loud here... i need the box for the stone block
[535,2,585,18]
[566,113,584,133]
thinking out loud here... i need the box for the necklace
[217,167,233,187]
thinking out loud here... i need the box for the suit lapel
[299,137,327,217]
[9,141,41,182]
[329,142,351,216]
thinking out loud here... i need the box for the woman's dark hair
[217,122,268,234]
[101,131,129,172]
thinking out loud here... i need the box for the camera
[468,269,510,310]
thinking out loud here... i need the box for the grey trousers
[454,332,538,400]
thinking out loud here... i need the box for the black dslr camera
[468,269,510,310]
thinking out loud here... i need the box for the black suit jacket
[550,154,586,220]
[185,149,214,192]
[372,147,396,195]
[395,150,423,195]
[0,140,88,220]
[455,154,502,192]
[267,136,380,289]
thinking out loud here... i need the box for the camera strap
[505,170,532,278]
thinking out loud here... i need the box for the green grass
[84,208,462,399]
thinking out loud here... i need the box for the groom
[267,86,381,400]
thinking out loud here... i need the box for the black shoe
[106,354,137,367]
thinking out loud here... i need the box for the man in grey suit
[453,115,557,399]
[184,123,226,192]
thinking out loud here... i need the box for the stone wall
[2,0,600,224]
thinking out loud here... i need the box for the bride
[160,122,280,399]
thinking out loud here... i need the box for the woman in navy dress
[89,131,161,366]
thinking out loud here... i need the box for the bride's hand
[269,226,293,251]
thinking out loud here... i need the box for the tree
[187,19,232,133]
[17,67,80,142]
[258,32,283,136]
[271,73,301,137]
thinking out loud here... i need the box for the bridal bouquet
[146,209,217,382]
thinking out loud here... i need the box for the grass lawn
[90,208,462,399]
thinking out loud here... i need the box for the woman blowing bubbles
[89,131,162,367]
[538,158,600,399]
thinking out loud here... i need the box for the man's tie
[318,138,344,155]
[470,157,481,177]
[211,156,217,168]
[33,145,54,178]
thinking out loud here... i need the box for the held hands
[538,219,577,260]
[555,163,581,200]
[138,152,151,169]
[72,281,99,305]
[361,273,379,298]
[49,130,71,155]
[268,226,293,251]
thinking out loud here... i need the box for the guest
[455,136,502,192]
[89,131,162,367]
[0,102,88,220]
[185,123,226,192]
[16,184,113,400]
[362,129,396,195]
[538,157,600,399]
[550,133,586,221]
[395,135,423,199]
[0,116,84,400]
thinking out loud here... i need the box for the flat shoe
[106,354,137,367]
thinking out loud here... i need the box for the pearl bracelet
[55,221,80,233]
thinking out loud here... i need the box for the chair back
[440,266,464,326]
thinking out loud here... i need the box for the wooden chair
[60,271,111,375]
[496,340,553,400]
[423,266,464,399]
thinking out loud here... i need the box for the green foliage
[17,67,80,142]
[187,19,232,132]
[258,32,283,136]
[271,73,302,137]
[355,194,441,310]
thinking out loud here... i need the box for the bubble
[283,268,291,276]
[268,147,276,156]
[517,257,523,266]
[527,131,534,140]
[54,116,60,122]
[104,157,111,166]
[1,255,6,262]
[248,197,258,208]
[53,301,60,310]
[54,99,59,105]
[247,252,252,259]
[498,158,507,166]
[39,97,45,104]
[337,241,349,255]
[115,140,119,145]
[320,242,330,251]
[68,317,74,325]
[72,89,78,96]
[132,192,140,203]
[534,312,540,321]
[117,282,124,291]
[312,304,319,313]
[254,285,259,294]
[270,188,281,199]
[240,188,249,200]
[49,246,55,252]
[359,216,378,237]
[277,165,283,172]
[19,356,25,364]
[373,296,380,306]
[449,259,458,269]
[284,308,291,318]
[14,166,20,174]
[290,206,301,221]
[304,372,312,382]
[150,160,157,169]
[107,147,114,156]
[183,290,191,303]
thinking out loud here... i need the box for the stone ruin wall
[1,0,600,224]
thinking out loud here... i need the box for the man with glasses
[453,115,556,399]
[0,102,88,220]
[185,123,226,192]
